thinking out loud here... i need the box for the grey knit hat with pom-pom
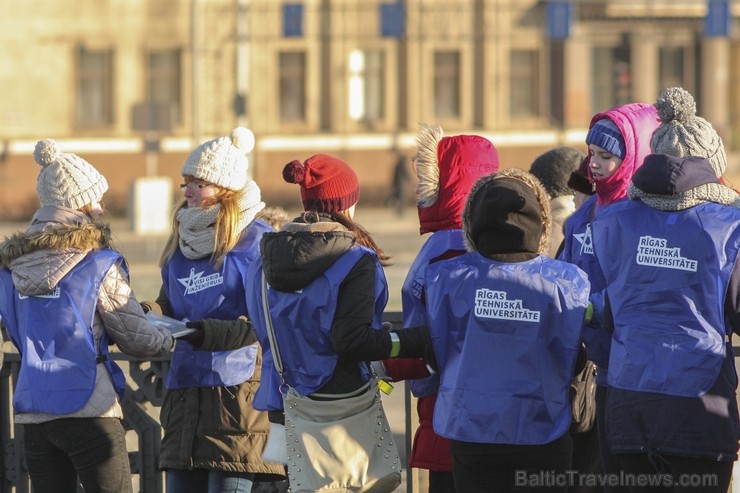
[181,127,255,191]
[651,87,727,177]
[34,139,108,210]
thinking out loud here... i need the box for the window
[659,46,686,93]
[147,50,181,126]
[279,51,306,123]
[76,47,114,127]
[510,50,540,119]
[434,51,460,119]
[348,49,385,125]
[591,45,631,112]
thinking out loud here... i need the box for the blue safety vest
[0,250,126,414]
[401,229,466,398]
[592,200,740,397]
[559,195,611,370]
[425,253,589,444]
[163,219,271,389]
[247,245,389,412]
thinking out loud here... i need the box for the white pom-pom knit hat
[181,127,255,191]
[33,139,108,210]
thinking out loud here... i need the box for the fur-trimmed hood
[413,123,500,234]
[0,207,115,296]
[462,168,552,259]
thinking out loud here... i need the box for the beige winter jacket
[0,206,174,423]
[548,194,576,258]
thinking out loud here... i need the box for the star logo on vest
[177,268,224,295]
[573,223,593,255]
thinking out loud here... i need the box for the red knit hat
[283,154,360,212]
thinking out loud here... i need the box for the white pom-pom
[231,127,255,153]
[34,139,61,167]
[654,87,696,124]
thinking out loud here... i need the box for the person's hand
[181,321,205,347]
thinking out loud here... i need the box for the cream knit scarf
[176,180,265,260]
[628,182,740,211]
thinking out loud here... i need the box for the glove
[588,292,605,326]
[392,327,437,371]
[381,321,395,333]
[180,321,205,347]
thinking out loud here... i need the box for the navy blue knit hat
[586,118,626,159]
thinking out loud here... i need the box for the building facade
[0,0,738,219]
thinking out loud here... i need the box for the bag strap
[261,271,379,400]
[261,272,286,385]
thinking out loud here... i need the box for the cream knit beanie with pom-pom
[34,139,108,210]
[181,127,255,191]
[651,87,727,177]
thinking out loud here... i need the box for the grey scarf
[176,180,265,259]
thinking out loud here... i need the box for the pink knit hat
[282,154,360,212]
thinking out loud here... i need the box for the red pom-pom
[282,160,305,184]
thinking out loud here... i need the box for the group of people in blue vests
[1,84,739,493]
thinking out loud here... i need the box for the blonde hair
[160,186,245,269]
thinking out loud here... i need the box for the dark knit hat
[586,118,626,159]
[283,154,360,212]
[529,147,585,198]
[567,154,595,195]
[463,168,552,257]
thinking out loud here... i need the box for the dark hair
[330,212,391,267]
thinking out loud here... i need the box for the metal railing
[0,312,410,493]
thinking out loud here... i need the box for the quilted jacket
[0,205,174,423]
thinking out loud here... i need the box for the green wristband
[585,303,594,324]
[389,332,401,357]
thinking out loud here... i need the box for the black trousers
[428,470,457,493]
[570,424,602,493]
[450,434,573,493]
[596,384,630,493]
[23,417,133,493]
[617,453,732,493]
